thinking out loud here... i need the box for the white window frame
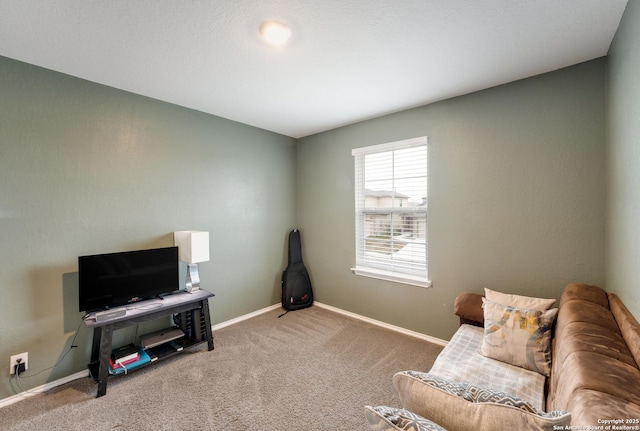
[351,136,431,288]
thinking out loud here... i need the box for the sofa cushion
[556,299,621,334]
[553,320,636,369]
[393,371,570,431]
[549,319,637,405]
[481,298,557,376]
[566,389,640,427]
[364,406,448,431]
[429,324,546,410]
[554,351,640,417]
[609,293,640,368]
[484,288,556,310]
[549,283,640,420]
[559,283,609,308]
[550,287,632,405]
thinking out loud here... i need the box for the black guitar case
[280,229,313,313]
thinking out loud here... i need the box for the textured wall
[0,47,621,404]
[0,56,296,401]
[607,0,640,317]
[297,60,606,340]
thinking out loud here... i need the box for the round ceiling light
[259,21,291,46]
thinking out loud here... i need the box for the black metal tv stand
[83,289,214,397]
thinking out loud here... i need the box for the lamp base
[185,263,201,293]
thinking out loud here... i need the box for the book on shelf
[109,355,139,369]
[111,344,139,364]
[108,346,151,375]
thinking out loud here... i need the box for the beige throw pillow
[484,288,556,310]
[393,371,571,431]
[481,298,558,376]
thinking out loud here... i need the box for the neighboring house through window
[351,136,431,287]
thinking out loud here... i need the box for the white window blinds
[352,137,429,287]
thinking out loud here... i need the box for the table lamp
[173,231,209,293]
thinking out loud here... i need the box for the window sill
[350,267,432,288]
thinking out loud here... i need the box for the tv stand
[83,289,214,397]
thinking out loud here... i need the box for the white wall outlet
[9,352,28,375]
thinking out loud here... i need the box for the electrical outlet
[9,352,28,375]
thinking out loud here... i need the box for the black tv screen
[78,246,179,312]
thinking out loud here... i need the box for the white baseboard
[212,303,282,330]
[215,302,448,346]
[1,301,445,409]
[313,302,448,347]
[0,370,89,409]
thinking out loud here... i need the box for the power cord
[15,362,31,394]
[12,318,84,393]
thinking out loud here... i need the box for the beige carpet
[2,305,443,431]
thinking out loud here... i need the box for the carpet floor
[1,305,443,431]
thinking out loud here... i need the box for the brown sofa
[454,283,640,427]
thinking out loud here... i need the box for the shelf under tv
[83,289,215,397]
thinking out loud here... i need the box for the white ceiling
[0,0,629,138]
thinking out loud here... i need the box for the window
[351,136,430,287]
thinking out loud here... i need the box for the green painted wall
[297,60,607,340]
[607,0,640,317]
[0,56,297,401]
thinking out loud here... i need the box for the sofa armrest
[453,292,484,327]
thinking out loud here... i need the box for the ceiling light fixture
[259,21,291,46]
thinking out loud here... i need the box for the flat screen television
[78,246,179,312]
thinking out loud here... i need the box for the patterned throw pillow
[393,371,571,431]
[481,297,558,376]
[364,406,448,431]
[484,288,556,310]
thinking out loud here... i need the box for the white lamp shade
[174,231,210,264]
